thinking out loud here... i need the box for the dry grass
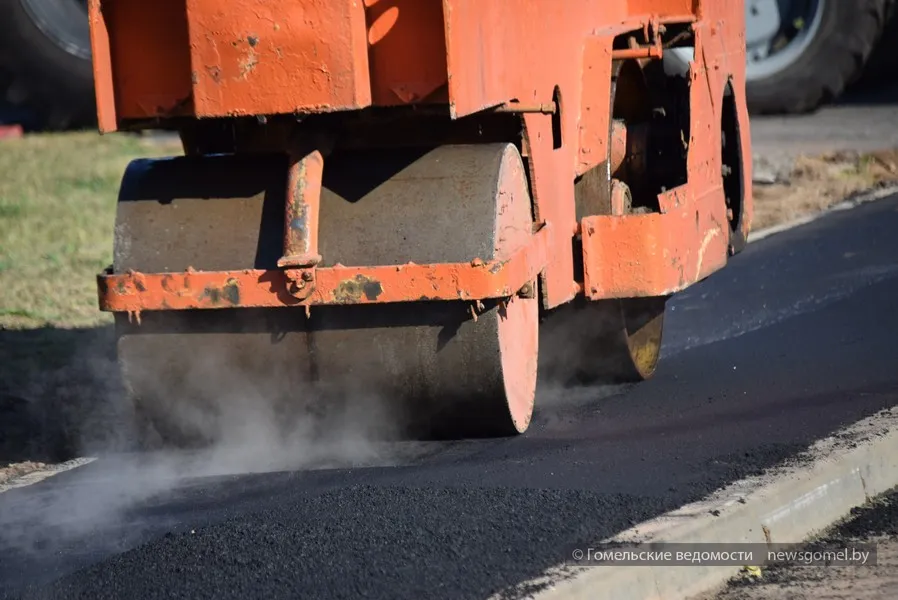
[752,150,898,231]
[0,461,47,486]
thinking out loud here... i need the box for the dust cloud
[0,324,413,557]
[1,296,653,556]
[536,299,637,405]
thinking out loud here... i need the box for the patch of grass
[0,132,181,329]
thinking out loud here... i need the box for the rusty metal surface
[582,186,729,299]
[114,144,539,441]
[279,150,324,269]
[99,225,549,312]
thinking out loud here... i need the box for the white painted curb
[507,410,898,600]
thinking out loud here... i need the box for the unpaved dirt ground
[701,487,898,600]
[752,149,898,231]
[0,461,46,486]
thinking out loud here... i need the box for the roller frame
[98,145,550,314]
[98,226,551,313]
[88,0,753,319]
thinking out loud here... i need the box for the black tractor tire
[854,0,898,89]
[747,0,892,114]
[0,0,96,131]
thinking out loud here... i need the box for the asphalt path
[2,196,898,599]
[750,85,898,156]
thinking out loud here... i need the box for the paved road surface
[752,84,898,155]
[2,189,898,598]
[751,83,898,180]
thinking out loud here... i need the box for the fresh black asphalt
[3,195,898,599]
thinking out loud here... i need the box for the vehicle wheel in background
[664,0,892,115]
[854,0,898,90]
[0,0,96,131]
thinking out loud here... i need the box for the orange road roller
[87,0,752,446]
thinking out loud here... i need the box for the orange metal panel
[88,0,195,123]
[581,186,728,298]
[442,0,629,119]
[626,0,696,17]
[86,0,117,132]
[522,112,579,307]
[576,36,614,178]
[696,0,754,244]
[186,0,372,117]
[365,0,449,105]
[440,0,634,308]
[87,0,374,123]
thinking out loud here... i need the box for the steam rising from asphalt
[536,300,632,408]
[3,298,644,557]
[0,326,412,557]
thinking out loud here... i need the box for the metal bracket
[611,18,664,61]
[277,149,324,299]
[97,223,553,312]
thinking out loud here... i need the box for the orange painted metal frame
[88,0,753,314]
[98,225,550,313]
[580,3,754,299]
[582,187,729,298]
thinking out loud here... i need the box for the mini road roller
[87,0,752,445]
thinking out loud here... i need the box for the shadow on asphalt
[0,325,123,464]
